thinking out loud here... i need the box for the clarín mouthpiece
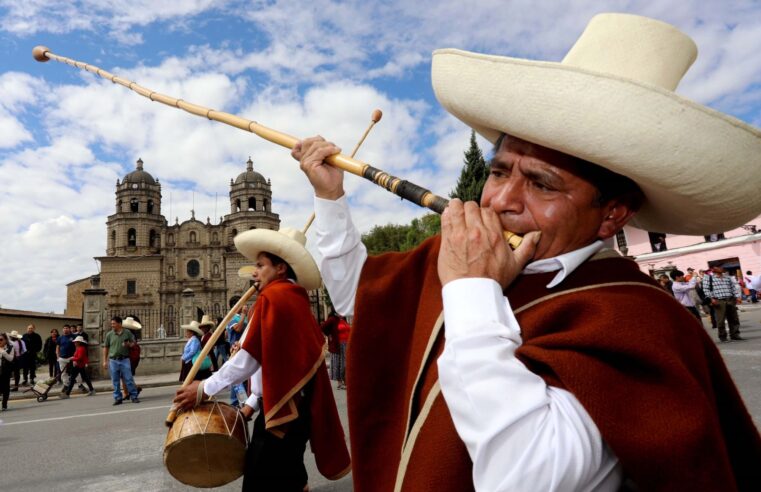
[32,45,51,62]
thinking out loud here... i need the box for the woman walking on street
[60,336,95,398]
[1,333,17,410]
[179,321,211,382]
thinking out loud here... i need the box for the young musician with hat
[173,227,350,491]
[294,13,761,491]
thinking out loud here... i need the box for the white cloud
[2,0,761,313]
[0,0,222,44]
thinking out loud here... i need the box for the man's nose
[488,178,525,214]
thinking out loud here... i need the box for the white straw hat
[181,320,204,336]
[234,227,322,290]
[199,315,215,329]
[432,13,761,235]
[73,336,87,344]
[122,317,142,330]
[9,330,22,340]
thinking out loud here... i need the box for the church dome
[234,157,266,184]
[123,158,156,185]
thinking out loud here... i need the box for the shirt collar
[522,240,605,288]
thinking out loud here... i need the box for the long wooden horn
[164,285,257,426]
[32,46,522,249]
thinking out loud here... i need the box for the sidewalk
[9,371,180,401]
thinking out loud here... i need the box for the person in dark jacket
[43,329,61,380]
[0,333,15,411]
[22,324,43,385]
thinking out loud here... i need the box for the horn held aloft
[32,45,522,249]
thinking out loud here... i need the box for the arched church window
[235,199,241,212]
[149,229,157,247]
[231,228,238,238]
[190,231,197,243]
[117,200,122,213]
[111,229,116,246]
[248,197,256,211]
[147,199,154,214]
[263,199,269,212]
[214,303,221,315]
[168,233,174,245]
[212,232,218,242]
[168,266,174,277]
[212,264,219,275]
[187,259,200,278]
[127,228,136,247]
[130,198,139,213]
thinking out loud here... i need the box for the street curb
[8,378,180,401]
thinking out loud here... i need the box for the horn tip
[32,45,51,62]
[371,109,383,123]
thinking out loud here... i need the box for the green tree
[362,132,485,255]
[449,130,489,203]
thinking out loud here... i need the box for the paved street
[0,308,759,491]
[0,385,352,492]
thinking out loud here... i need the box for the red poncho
[241,279,351,480]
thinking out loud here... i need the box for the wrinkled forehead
[494,134,593,179]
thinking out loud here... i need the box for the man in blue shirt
[56,325,75,386]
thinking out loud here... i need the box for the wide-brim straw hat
[431,13,761,235]
[73,336,87,344]
[181,320,204,336]
[234,227,322,290]
[9,330,22,339]
[122,317,142,330]
[199,314,215,329]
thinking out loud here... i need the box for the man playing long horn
[173,227,350,491]
[293,13,761,492]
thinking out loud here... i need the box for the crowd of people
[0,319,146,410]
[659,266,754,342]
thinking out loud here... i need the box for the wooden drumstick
[165,285,258,427]
[301,109,383,235]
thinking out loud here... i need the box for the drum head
[164,433,246,488]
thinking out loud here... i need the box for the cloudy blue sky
[1,0,760,312]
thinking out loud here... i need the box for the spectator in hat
[60,336,95,398]
[8,330,26,392]
[198,315,220,372]
[179,321,212,382]
[121,317,143,399]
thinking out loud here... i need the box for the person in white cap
[173,227,350,491]
[294,13,761,492]
[60,336,94,398]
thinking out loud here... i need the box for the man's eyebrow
[523,168,563,188]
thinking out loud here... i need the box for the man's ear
[275,262,288,277]
[597,199,638,239]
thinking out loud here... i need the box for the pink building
[613,221,761,280]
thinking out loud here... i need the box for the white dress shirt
[203,328,263,411]
[313,195,623,491]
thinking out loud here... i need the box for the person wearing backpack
[8,330,26,392]
[0,333,15,411]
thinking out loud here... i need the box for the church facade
[93,157,280,336]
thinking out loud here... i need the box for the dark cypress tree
[450,130,489,202]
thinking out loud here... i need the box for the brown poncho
[348,236,761,491]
